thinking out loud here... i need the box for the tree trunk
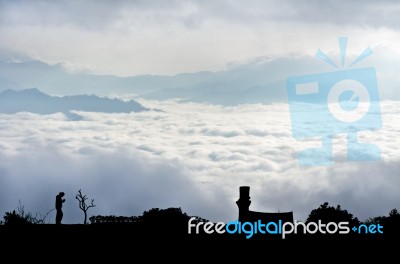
[84,211,87,225]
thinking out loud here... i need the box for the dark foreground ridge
[0,221,397,245]
[1,186,399,249]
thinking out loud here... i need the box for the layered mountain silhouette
[0,56,338,105]
[0,88,148,120]
[1,53,394,106]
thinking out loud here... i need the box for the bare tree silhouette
[76,189,96,225]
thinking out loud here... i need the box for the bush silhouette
[365,208,400,236]
[90,207,199,225]
[4,210,33,225]
[89,215,139,224]
[3,200,53,225]
[306,202,360,226]
[140,207,190,224]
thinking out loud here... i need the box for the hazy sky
[1,0,400,75]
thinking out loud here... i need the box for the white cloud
[1,1,400,75]
[0,100,399,224]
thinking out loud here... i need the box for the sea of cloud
[0,99,399,224]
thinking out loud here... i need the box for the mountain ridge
[0,88,148,120]
[0,56,335,105]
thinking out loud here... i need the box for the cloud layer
[1,0,400,75]
[0,100,399,224]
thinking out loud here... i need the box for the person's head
[59,192,65,197]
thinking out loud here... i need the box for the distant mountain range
[0,88,148,120]
[0,54,394,105]
[0,57,335,106]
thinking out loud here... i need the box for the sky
[1,0,400,76]
[0,0,400,225]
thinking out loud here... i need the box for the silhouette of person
[55,192,65,225]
